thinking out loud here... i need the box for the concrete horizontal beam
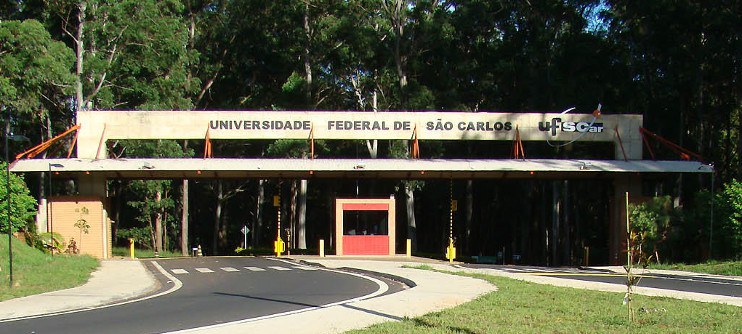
[10,158,713,180]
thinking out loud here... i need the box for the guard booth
[335,197,396,256]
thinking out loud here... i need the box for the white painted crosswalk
[170,265,315,275]
[244,266,266,272]
[268,266,292,271]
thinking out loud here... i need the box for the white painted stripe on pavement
[293,266,318,271]
[164,258,389,334]
[268,266,292,271]
[244,266,266,271]
[0,261,184,323]
[195,267,214,273]
[171,269,189,274]
[221,267,240,272]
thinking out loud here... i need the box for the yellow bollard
[406,239,412,257]
[319,239,325,257]
[446,239,456,263]
[129,238,135,259]
[274,237,285,257]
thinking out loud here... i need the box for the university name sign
[76,110,642,158]
[209,118,512,133]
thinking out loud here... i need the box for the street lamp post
[5,107,12,287]
[48,163,64,256]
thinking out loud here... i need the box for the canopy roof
[10,158,713,180]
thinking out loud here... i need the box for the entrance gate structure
[10,110,712,262]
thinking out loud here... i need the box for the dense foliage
[715,180,742,259]
[1,1,740,261]
[0,163,38,233]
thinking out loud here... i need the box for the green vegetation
[715,180,742,258]
[348,271,742,334]
[650,260,742,277]
[0,237,98,302]
[629,180,742,264]
[0,162,38,233]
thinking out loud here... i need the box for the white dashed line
[268,266,292,271]
[171,269,189,274]
[244,266,266,272]
[293,266,318,271]
[195,267,214,273]
[221,267,240,272]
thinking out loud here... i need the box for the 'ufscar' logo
[538,118,604,136]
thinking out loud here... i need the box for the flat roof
[10,158,713,180]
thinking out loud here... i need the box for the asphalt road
[0,257,393,334]
[462,264,742,297]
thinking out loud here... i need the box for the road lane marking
[0,261,183,323]
[195,267,214,273]
[165,258,389,334]
[529,273,652,278]
[293,265,319,271]
[171,269,189,274]
[268,266,292,271]
[221,267,240,272]
[244,266,266,271]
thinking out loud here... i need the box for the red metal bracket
[15,124,81,160]
[512,125,526,160]
[639,127,704,162]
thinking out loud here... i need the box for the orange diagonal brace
[512,126,525,159]
[67,128,80,158]
[204,127,213,158]
[15,124,81,160]
[639,127,705,162]
[614,126,628,162]
[411,125,420,159]
[309,123,315,160]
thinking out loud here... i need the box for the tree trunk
[219,203,229,251]
[155,189,163,253]
[289,180,298,250]
[180,179,189,256]
[465,179,473,253]
[253,179,264,247]
[303,0,313,107]
[297,179,308,249]
[75,1,86,114]
[212,180,223,255]
[405,185,417,251]
[112,183,121,244]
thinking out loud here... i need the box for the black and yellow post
[446,179,457,263]
[274,184,285,257]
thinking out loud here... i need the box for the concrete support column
[36,198,48,233]
[609,174,641,265]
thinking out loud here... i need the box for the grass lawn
[0,237,98,302]
[348,269,742,334]
[649,260,742,276]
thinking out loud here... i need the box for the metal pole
[5,107,13,287]
[709,173,715,259]
[44,163,63,256]
[48,163,53,256]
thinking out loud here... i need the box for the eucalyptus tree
[605,1,741,182]
[45,0,198,112]
[0,19,75,153]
